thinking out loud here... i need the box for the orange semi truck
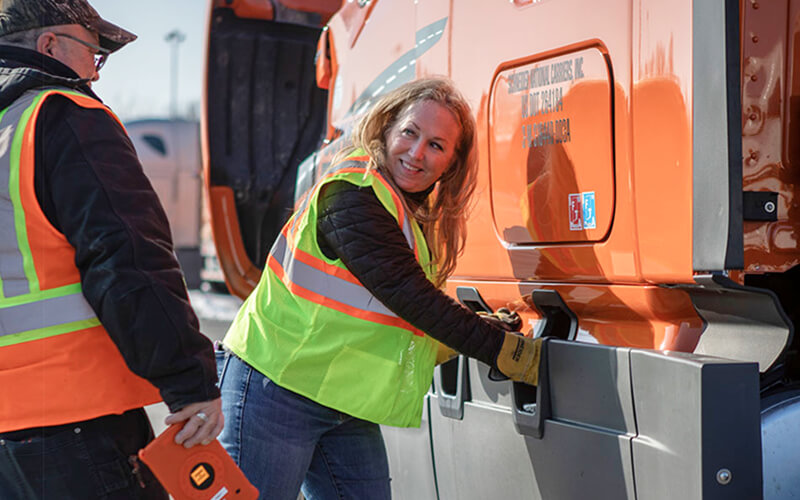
[201,0,800,498]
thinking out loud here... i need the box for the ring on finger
[195,411,209,422]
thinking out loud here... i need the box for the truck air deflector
[686,274,792,373]
[380,398,438,500]
[692,0,743,271]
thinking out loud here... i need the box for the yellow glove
[436,308,521,366]
[495,332,543,386]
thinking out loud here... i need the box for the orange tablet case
[138,424,259,500]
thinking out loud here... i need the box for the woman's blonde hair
[342,77,478,287]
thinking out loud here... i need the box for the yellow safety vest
[224,152,439,427]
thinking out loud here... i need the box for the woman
[216,77,541,499]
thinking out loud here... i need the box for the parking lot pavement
[145,289,242,435]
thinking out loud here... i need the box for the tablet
[138,424,258,500]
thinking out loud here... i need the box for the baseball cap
[0,0,136,53]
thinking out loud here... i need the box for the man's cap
[0,0,136,53]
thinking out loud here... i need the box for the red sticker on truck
[569,193,583,230]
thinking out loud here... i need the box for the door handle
[511,289,577,439]
[434,355,470,420]
[510,339,550,439]
[455,286,578,439]
[430,286,495,421]
[456,287,507,381]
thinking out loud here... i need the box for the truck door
[203,0,336,297]
[425,0,761,498]
[426,0,622,497]
[205,0,791,497]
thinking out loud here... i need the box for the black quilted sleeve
[317,181,505,366]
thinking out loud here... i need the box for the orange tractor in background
[202,0,800,498]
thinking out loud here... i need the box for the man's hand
[164,398,224,448]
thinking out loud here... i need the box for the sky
[91,1,208,122]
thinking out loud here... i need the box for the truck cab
[202,1,800,498]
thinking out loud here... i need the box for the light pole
[165,30,186,118]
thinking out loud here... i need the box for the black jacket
[317,181,505,367]
[0,45,219,412]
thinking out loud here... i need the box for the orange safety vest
[0,89,160,433]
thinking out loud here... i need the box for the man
[0,1,222,498]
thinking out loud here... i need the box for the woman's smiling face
[384,100,461,193]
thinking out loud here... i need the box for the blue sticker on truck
[582,191,596,229]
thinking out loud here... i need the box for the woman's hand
[164,398,224,448]
[477,308,522,332]
[495,332,543,386]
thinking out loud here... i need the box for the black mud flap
[206,7,329,270]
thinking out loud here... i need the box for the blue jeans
[216,348,391,500]
[0,408,167,500]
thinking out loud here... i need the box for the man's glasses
[52,33,110,71]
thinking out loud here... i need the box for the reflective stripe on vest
[287,158,418,258]
[268,228,422,333]
[0,93,38,298]
[0,284,98,344]
[0,89,102,346]
[272,159,424,334]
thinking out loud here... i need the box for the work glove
[477,307,523,332]
[437,309,523,366]
[478,308,542,385]
[495,332,543,386]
